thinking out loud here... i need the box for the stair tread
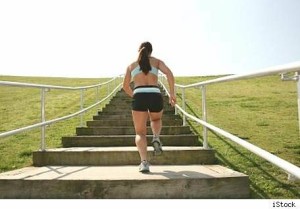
[37,146,208,152]
[0,165,247,180]
[79,125,190,128]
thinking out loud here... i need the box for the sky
[0,0,300,78]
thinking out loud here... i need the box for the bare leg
[132,110,149,161]
[149,110,163,155]
[149,110,163,137]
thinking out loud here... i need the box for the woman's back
[130,57,160,87]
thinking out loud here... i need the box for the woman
[122,41,176,173]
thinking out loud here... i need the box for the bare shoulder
[150,57,164,67]
[154,58,172,75]
[155,58,168,69]
[127,61,138,71]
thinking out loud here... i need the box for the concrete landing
[0,165,249,199]
[0,165,246,180]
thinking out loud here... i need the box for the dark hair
[137,42,153,75]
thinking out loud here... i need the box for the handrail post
[96,86,101,109]
[107,82,110,95]
[40,88,46,151]
[80,89,84,127]
[182,88,186,126]
[202,86,209,149]
[282,71,300,134]
[118,75,121,84]
[96,86,99,102]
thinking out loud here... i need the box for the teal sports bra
[131,65,159,78]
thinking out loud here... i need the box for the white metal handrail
[0,75,123,150]
[0,77,118,90]
[159,61,300,181]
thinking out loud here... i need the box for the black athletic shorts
[132,86,164,112]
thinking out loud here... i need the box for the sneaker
[139,160,150,173]
[152,136,163,156]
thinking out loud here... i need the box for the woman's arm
[158,60,176,106]
[122,66,133,97]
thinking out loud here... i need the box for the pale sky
[0,0,300,78]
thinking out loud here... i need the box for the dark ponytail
[137,42,152,75]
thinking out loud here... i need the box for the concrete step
[86,119,183,127]
[107,98,172,104]
[101,105,175,112]
[32,147,216,166]
[0,165,249,198]
[108,96,171,102]
[105,103,172,109]
[93,113,181,120]
[62,134,201,147]
[98,109,176,115]
[111,93,168,97]
[76,126,192,135]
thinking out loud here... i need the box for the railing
[159,61,300,181]
[0,75,123,151]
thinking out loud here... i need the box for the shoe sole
[152,141,163,156]
[139,169,150,173]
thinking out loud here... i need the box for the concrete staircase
[0,87,250,199]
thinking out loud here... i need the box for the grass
[1,74,300,198]
[0,75,114,170]
[174,75,300,198]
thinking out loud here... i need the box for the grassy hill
[0,75,111,170]
[0,75,299,198]
[174,75,300,198]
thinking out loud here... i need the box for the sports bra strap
[131,65,158,78]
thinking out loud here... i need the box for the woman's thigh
[132,110,148,134]
[149,110,163,121]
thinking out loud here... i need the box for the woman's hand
[169,93,176,107]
